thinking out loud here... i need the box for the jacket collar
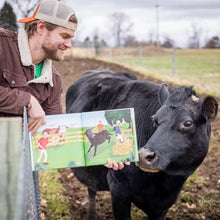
[18,29,54,87]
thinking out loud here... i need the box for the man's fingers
[28,118,40,131]
[28,117,46,135]
[31,119,44,135]
[112,161,119,170]
[104,159,131,170]
[104,159,112,168]
[118,161,124,170]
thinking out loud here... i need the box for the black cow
[66,70,218,220]
[85,129,111,157]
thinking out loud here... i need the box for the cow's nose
[137,147,160,172]
[142,148,157,164]
[145,151,156,163]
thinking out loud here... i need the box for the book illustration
[82,109,138,166]
[29,108,138,171]
[30,113,85,171]
[36,130,49,165]
[111,119,134,156]
[85,129,112,157]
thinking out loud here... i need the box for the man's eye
[61,34,69,39]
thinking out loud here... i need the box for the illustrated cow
[85,128,112,157]
[66,70,218,220]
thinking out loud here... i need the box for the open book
[29,108,139,171]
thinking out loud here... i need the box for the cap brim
[19,17,37,23]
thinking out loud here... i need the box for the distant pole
[109,47,112,59]
[155,4,160,48]
[172,47,176,77]
[138,46,143,65]
[120,46,124,61]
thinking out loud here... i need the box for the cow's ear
[202,96,218,120]
[158,83,170,105]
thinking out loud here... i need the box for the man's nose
[64,39,72,48]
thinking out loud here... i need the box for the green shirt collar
[34,61,44,79]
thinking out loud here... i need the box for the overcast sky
[64,0,220,47]
[1,0,220,47]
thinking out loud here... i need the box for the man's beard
[42,43,64,61]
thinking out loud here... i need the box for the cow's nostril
[145,152,156,163]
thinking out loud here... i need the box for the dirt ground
[52,57,220,220]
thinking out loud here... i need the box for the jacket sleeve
[0,30,32,115]
[0,85,31,115]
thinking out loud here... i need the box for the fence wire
[21,108,41,220]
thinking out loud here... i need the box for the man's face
[42,26,74,61]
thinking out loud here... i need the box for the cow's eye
[179,119,194,133]
[183,120,193,128]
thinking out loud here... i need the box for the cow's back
[66,70,161,147]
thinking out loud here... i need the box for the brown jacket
[0,29,62,117]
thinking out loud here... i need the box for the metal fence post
[139,46,143,65]
[172,47,176,76]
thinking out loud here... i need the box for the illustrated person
[112,120,124,142]
[97,120,104,132]
[36,130,49,165]
[0,0,129,170]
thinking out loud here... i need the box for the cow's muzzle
[136,147,160,173]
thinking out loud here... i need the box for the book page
[29,113,85,171]
[81,108,139,166]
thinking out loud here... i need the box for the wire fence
[0,108,41,220]
[69,45,172,59]
[67,46,177,75]
[22,108,41,220]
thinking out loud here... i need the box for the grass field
[109,49,220,98]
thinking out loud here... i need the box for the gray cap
[19,0,77,31]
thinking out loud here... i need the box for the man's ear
[36,20,47,35]
[202,96,218,120]
[158,83,170,105]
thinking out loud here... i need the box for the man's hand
[28,95,46,135]
[105,159,130,170]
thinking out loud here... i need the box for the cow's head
[85,129,94,137]
[137,84,218,176]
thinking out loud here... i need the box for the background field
[68,48,220,98]
[111,49,220,97]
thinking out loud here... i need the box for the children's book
[29,108,139,171]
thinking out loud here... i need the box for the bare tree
[188,23,203,49]
[109,12,133,47]
[9,0,40,19]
